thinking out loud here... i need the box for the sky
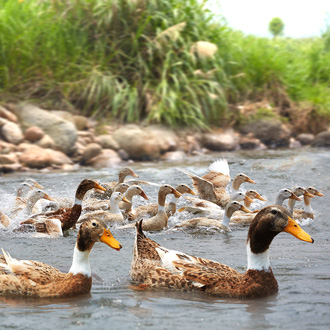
[206,0,330,38]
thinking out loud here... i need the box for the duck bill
[243,195,253,204]
[315,191,324,197]
[100,229,122,251]
[172,188,182,198]
[289,193,301,201]
[122,196,131,203]
[255,193,267,201]
[283,217,314,243]
[240,205,252,213]
[188,188,197,196]
[43,193,54,201]
[245,177,256,184]
[94,182,106,192]
[304,191,315,198]
[131,171,139,178]
[140,191,149,200]
[35,183,44,189]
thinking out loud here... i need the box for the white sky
[206,0,330,38]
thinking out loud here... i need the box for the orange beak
[93,182,106,192]
[240,205,252,213]
[122,196,130,203]
[304,191,315,198]
[245,177,256,184]
[172,188,182,198]
[43,193,54,202]
[314,191,324,197]
[255,193,267,201]
[140,191,149,200]
[131,171,139,178]
[283,217,314,243]
[290,193,301,201]
[100,228,122,251]
[187,188,197,196]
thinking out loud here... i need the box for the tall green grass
[0,0,330,129]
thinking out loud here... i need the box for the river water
[0,148,329,329]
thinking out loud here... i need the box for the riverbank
[1,102,329,173]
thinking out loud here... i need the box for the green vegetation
[269,17,285,38]
[0,0,330,131]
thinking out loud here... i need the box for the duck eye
[271,210,277,215]
[92,222,97,226]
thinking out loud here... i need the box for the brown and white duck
[128,184,196,220]
[119,185,181,231]
[20,179,106,232]
[79,192,130,225]
[130,205,313,298]
[179,159,255,208]
[0,218,122,298]
[288,186,324,219]
[174,201,251,231]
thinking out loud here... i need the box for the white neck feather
[69,245,91,277]
[304,202,313,213]
[74,198,82,205]
[169,195,179,204]
[221,213,231,229]
[110,199,121,214]
[247,241,270,272]
[158,204,165,212]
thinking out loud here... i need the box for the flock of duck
[0,159,323,299]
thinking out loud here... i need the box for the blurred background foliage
[1,0,330,131]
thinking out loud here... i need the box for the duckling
[0,218,122,298]
[129,206,313,298]
[79,192,130,225]
[173,201,251,231]
[119,185,181,231]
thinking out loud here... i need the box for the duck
[20,179,106,233]
[119,185,149,216]
[128,184,196,220]
[230,187,300,225]
[288,186,324,219]
[79,192,130,225]
[118,185,181,231]
[83,183,130,213]
[179,160,255,208]
[87,167,139,201]
[0,218,122,298]
[178,191,254,219]
[129,205,313,298]
[13,180,40,209]
[173,201,251,231]
[0,212,10,228]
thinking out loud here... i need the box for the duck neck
[69,244,92,277]
[110,199,121,214]
[232,178,242,192]
[303,195,313,213]
[247,240,270,272]
[74,197,83,206]
[275,194,286,206]
[287,198,295,213]
[221,207,235,229]
[158,191,167,212]
[169,195,179,205]
[124,188,135,202]
[25,195,39,213]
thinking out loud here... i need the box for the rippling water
[0,148,329,329]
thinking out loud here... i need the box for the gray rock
[311,130,330,148]
[0,119,24,145]
[296,133,315,145]
[160,151,187,161]
[81,143,102,164]
[95,134,120,150]
[14,104,77,154]
[239,134,266,150]
[201,129,238,151]
[74,115,88,131]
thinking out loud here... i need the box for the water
[0,148,329,329]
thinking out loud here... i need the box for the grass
[0,0,330,131]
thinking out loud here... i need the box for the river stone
[95,134,119,150]
[14,104,77,154]
[50,110,75,123]
[35,134,55,149]
[0,119,24,145]
[201,129,238,151]
[0,106,18,123]
[0,153,18,165]
[296,133,315,145]
[19,145,72,168]
[85,149,122,168]
[239,133,266,150]
[240,119,291,148]
[74,115,88,131]
[81,143,102,164]
[311,130,330,148]
[160,151,187,161]
[24,126,45,142]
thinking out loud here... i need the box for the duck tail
[135,219,146,238]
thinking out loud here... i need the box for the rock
[0,163,22,173]
[81,143,102,164]
[35,134,55,149]
[0,153,18,165]
[74,115,88,131]
[201,129,238,151]
[118,148,130,161]
[0,119,24,145]
[311,130,330,148]
[240,119,291,148]
[85,149,122,168]
[296,133,315,145]
[239,133,266,150]
[0,106,18,123]
[14,104,77,154]
[161,151,187,161]
[289,137,301,148]
[19,145,72,168]
[77,131,95,144]
[0,141,18,154]
[95,134,119,150]
[24,126,45,142]
[113,125,177,160]
[50,110,75,123]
